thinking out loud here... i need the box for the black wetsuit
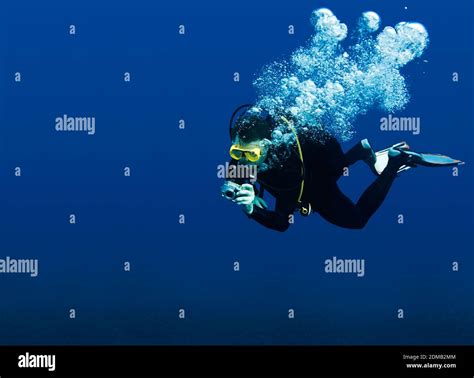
[240,133,399,232]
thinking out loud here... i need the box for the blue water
[0,0,472,345]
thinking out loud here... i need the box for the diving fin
[371,141,464,176]
[371,141,409,175]
[404,152,464,167]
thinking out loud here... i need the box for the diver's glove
[253,196,268,210]
[234,183,257,215]
[227,183,268,215]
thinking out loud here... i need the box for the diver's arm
[231,183,292,232]
[248,199,293,232]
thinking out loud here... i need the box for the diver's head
[229,107,273,165]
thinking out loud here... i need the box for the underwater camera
[221,181,242,200]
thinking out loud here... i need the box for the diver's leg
[352,166,398,226]
[317,184,368,229]
[318,153,404,229]
[344,139,376,167]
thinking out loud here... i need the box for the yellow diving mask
[229,144,262,162]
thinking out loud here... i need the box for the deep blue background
[0,0,472,345]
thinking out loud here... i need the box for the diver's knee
[352,222,366,229]
[329,218,367,230]
[348,216,368,229]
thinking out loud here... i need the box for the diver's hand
[234,183,255,215]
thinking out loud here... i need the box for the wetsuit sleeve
[248,198,294,232]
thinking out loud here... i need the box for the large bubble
[310,8,348,41]
[253,9,429,170]
[359,11,381,33]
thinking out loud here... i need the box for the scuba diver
[221,106,463,232]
